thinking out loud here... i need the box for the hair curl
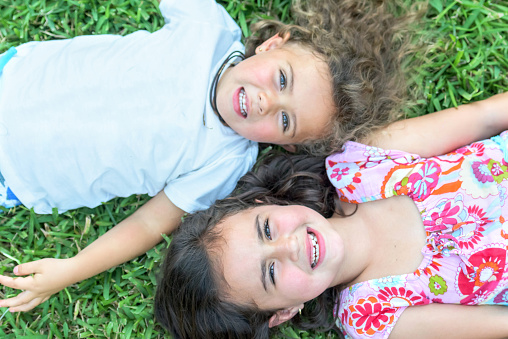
[245,0,424,155]
[154,152,344,338]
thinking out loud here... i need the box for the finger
[8,296,44,313]
[0,274,33,291]
[13,261,41,276]
[0,291,34,308]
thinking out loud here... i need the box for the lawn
[0,0,507,338]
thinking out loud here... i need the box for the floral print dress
[326,131,508,339]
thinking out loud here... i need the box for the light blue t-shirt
[0,0,258,214]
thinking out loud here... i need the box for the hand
[0,258,75,312]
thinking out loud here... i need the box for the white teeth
[309,232,319,268]
[239,89,247,117]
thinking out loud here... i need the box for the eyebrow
[287,62,297,139]
[256,215,268,292]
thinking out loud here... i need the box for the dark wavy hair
[154,153,345,338]
[245,0,424,155]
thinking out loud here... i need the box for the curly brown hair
[245,0,424,155]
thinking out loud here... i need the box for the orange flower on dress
[348,296,396,336]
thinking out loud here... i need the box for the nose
[271,234,299,262]
[258,90,277,116]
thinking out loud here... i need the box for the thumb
[14,261,41,276]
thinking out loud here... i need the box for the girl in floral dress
[327,130,508,338]
[155,91,508,339]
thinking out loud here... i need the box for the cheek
[277,213,305,233]
[245,64,274,89]
[280,266,330,300]
[238,59,270,81]
[280,268,311,293]
[254,68,273,85]
[240,122,278,142]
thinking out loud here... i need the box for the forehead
[219,210,265,305]
[280,45,335,142]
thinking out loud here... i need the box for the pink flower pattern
[326,160,362,196]
[457,247,506,304]
[347,296,396,336]
[328,131,508,338]
[331,165,351,181]
[491,162,504,176]
[456,142,485,157]
[377,287,429,306]
[493,288,508,303]
[407,161,441,201]
[456,205,488,249]
[423,200,463,232]
[471,161,494,183]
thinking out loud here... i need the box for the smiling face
[217,205,345,324]
[215,35,335,149]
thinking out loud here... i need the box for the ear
[256,33,291,54]
[268,305,302,328]
[281,144,297,153]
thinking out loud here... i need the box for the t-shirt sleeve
[163,147,257,213]
[159,0,241,39]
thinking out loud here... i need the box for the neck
[327,202,375,288]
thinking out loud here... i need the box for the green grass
[0,0,507,338]
[408,0,508,117]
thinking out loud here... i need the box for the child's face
[217,205,345,322]
[216,36,335,150]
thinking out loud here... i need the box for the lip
[307,227,325,269]
[232,87,248,119]
[305,229,312,267]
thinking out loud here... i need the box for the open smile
[233,87,248,119]
[306,228,325,269]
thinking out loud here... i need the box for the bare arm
[70,191,183,280]
[368,92,508,157]
[390,303,508,339]
[0,191,185,312]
